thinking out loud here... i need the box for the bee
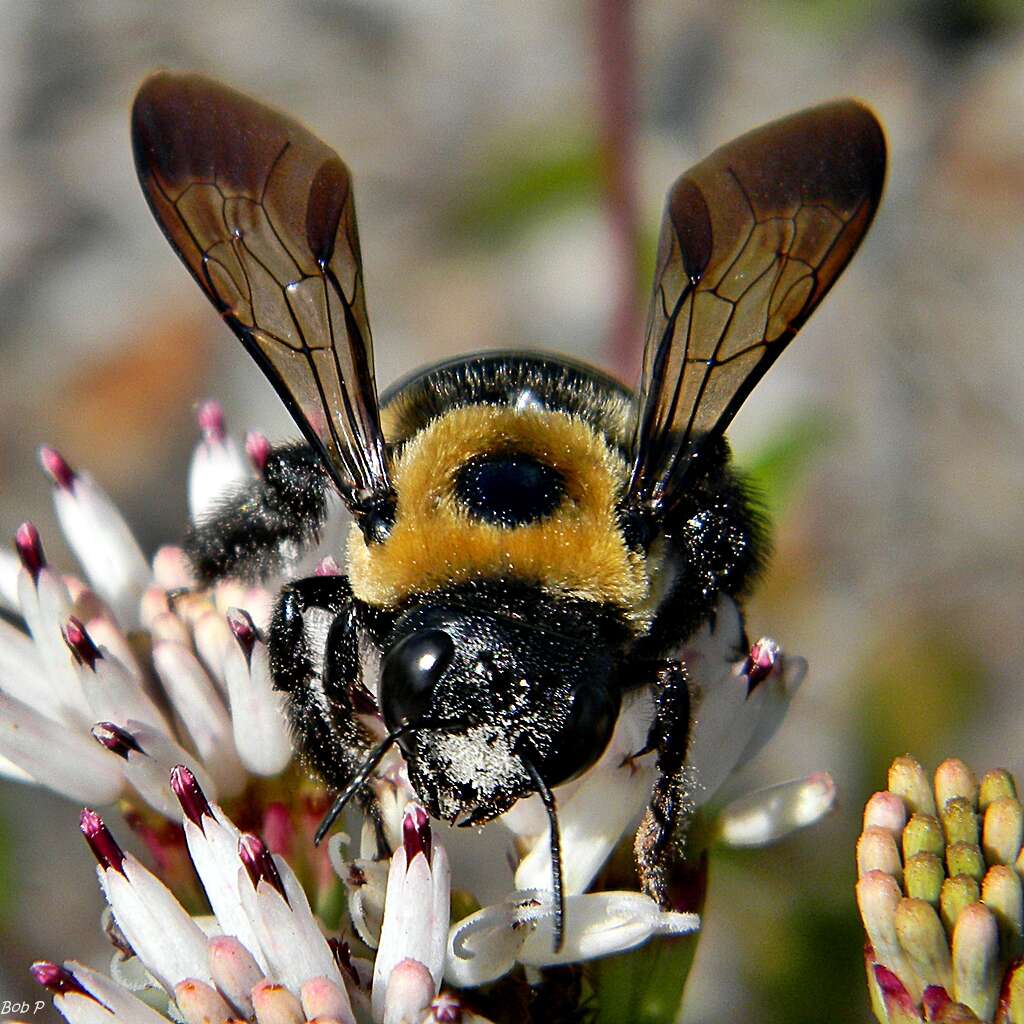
[131,72,885,946]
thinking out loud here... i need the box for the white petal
[714,772,837,848]
[301,976,356,1024]
[686,664,768,807]
[239,856,344,995]
[174,979,234,1024]
[0,752,34,782]
[61,962,169,1024]
[381,959,434,1024]
[18,566,90,722]
[445,894,542,988]
[192,610,233,695]
[0,617,53,714]
[223,632,292,776]
[182,812,267,972]
[251,979,305,1024]
[0,691,123,802]
[189,435,250,523]
[152,546,194,591]
[0,547,20,611]
[103,855,212,992]
[53,994,119,1024]
[518,892,699,968]
[153,641,246,797]
[79,648,172,737]
[208,936,265,1018]
[52,470,150,629]
[732,654,807,771]
[118,722,218,816]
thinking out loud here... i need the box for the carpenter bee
[131,72,885,946]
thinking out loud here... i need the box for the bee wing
[132,72,392,515]
[625,100,886,516]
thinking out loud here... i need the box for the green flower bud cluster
[857,756,1024,1023]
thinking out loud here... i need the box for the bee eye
[380,628,455,734]
[454,452,565,528]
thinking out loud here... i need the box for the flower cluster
[0,402,834,1023]
[858,755,1024,1022]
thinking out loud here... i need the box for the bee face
[378,600,621,822]
[134,72,885,946]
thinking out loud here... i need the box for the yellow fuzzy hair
[347,404,649,616]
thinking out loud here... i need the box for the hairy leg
[634,659,692,906]
[186,442,329,584]
[269,574,377,793]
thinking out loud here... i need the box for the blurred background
[0,1,1022,1021]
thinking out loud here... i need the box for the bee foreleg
[635,659,692,908]
[185,441,329,584]
[269,575,378,800]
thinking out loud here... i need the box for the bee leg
[185,441,329,585]
[635,658,692,907]
[269,574,378,800]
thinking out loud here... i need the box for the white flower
[4,401,831,1023]
[0,410,289,814]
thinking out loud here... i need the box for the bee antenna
[313,723,412,846]
[520,752,565,953]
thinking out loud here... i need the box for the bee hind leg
[185,441,329,585]
[635,659,693,908]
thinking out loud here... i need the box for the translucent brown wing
[132,72,393,519]
[626,100,886,516]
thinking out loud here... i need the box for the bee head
[378,601,621,823]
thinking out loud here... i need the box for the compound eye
[454,451,565,528]
[380,628,455,735]
[540,683,620,786]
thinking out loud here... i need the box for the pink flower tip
[38,446,76,490]
[238,832,288,902]
[170,764,213,828]
[402,803,432,867]
[427,992,464,1023]
[245,431,271,473]
[197,400,226,442]
[742,636,780,692]
[14,521,45,580]
[315,556,343,576]
[91,721,144,759]
[79,808,126,873]
[226,607,258,662]
[30,961,88,997]
[62,616,101,670]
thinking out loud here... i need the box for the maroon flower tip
[872,964,915,1010]
[170,764,212,828]
[245,431,271,473]
[741,637,780,693]
[922,986,953,1015]
[91,721,144,759]
[62,616,101,670]
[314,556,342,577]
[15,521,46,580]
[402,803,432,866]
[39,446,76,491]
[429,993,464,1023]
[329,937,359,986]
[79,808,126,873]
[226,608,258,664]
[238,832,288,902]
[31,961,89,997]
[197,400,226,442]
